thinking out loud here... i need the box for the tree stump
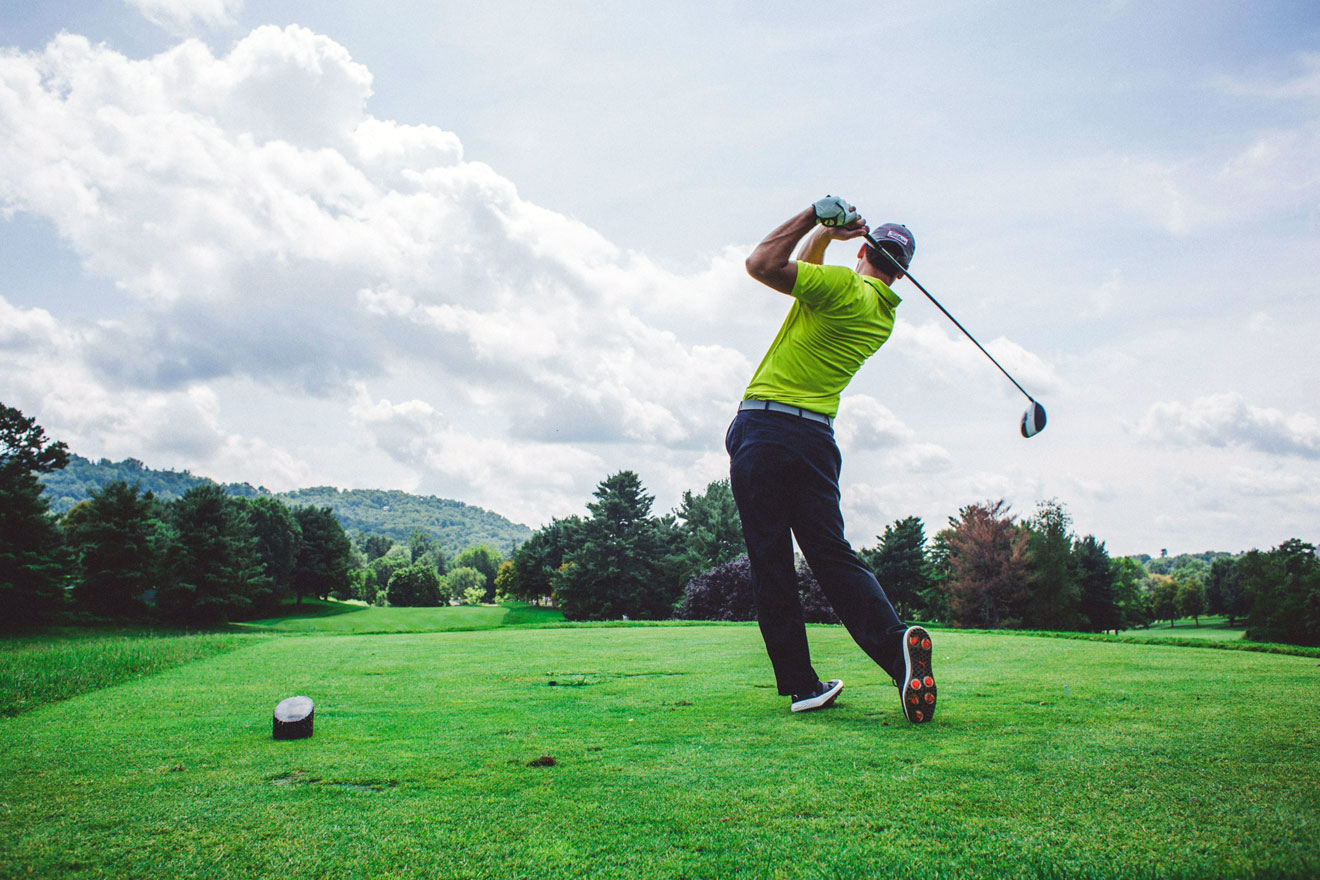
[273,696,314,740]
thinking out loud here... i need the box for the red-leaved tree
[943,500,1031,628]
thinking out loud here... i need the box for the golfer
[727,195,936,723]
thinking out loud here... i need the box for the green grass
[0,630,262,717]
[1,620,1316,879]
[1121,616,1247,640]
[235,599,566,633]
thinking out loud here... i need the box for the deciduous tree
[943,500,1031,629]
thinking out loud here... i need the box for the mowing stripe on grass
[0,631,265,717]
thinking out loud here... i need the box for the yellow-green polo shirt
[742,262,901,418]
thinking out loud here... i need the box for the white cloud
[1132,393,1320,460]
[0,26,759,522]
[125,0,243,33]
[1212,52,1320,102]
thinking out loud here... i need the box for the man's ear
[857,243,868,260]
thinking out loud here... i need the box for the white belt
[738,399,833,427]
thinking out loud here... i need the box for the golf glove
[813,194,858,228]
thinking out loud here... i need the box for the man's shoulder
[791,262,862,306]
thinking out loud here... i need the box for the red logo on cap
[885,230,910,246]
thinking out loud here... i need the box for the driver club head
[1021,401,1047,438]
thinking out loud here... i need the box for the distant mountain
[40,455,533,556]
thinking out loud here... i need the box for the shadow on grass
[237,598,370,628]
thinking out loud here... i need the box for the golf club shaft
[863,232,1037,405]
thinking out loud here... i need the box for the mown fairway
[1,616,1317,879]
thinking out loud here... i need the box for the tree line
[1,404,510,628]
[497,473,1320,648]
[5,402,1317,646]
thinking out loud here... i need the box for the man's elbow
[745,252,776,283]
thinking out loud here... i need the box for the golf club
[863,231,1047,438]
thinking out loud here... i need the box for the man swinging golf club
[728,195,936,723]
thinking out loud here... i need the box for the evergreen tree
[860,516,931,621]
[1073,535,1119,633]
[1242,540,1320,647]
[674,479,744,586]
[1025,499,1083,630]
[360,533,394,561]
[243,497,302,609]
[160,484,270,624]
[554,471,684,621]
[64,481,166,618]
[0,404,69,628]
[292,506,356,603]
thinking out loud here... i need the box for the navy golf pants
[726,409,907,696]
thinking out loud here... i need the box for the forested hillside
[40,455,531,556]
[279,487,530,554]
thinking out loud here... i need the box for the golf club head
[1021,401,1047,438]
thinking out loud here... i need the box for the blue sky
[2,0,1318,555]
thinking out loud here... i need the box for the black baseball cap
[868,222,916,269]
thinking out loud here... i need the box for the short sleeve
[791,262,858,315]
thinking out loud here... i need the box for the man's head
[857,223,916,284]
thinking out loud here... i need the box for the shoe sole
[900,627,936,723]
[791,679,843,712]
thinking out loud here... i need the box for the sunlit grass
[1,623,1316,879]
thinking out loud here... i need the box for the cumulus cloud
[0,27,759,519]
[1132,393,1320,459]
[835,395,952,472]
[889,318,1063,399]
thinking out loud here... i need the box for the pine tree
[64,481,166,618]
[1074,535,1119,633]
[860,516,931,621]
[674,479,744,585]
[1025,499,1083,630]
[242,497,303,610]
[159,484,270,624]
[0,404,70,628]
[554,471,683,621]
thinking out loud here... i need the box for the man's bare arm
[745,206,869,294]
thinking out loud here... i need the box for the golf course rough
[1,621,1317,879]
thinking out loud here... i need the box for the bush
[677,555,839,624]
[387,563,443,607]
[678,556,756,621]
[445,566,485,606]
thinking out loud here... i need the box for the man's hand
[813,194,859,228]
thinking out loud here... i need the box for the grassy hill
[39,454,533,556]
[2,613,1316,879]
